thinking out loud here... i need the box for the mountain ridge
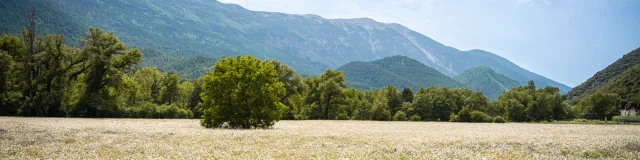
[0,0,571,93]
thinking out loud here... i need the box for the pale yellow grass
[1,117,639,159]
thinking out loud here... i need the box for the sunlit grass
[1,117,639,159]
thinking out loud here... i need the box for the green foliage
[495,85,567,122]
[0,0,86,45]
[338,55,463,92]
[410,115,421,121]
[573,91,621,120]
[159,73,180,105]
[270,60,305,120]
[455,66,521,100]
[470,111,492,123]
[393,111,408,121]
[493,116,507,123]
[385,85,402,116]
[598,64,640,111]
[74,28,143,117]
[306,69,348,120]
[612,116,640,123]
[567,48,640,100]
[401,88,414,103]
[457,107,472,122]
[200,55,286,129]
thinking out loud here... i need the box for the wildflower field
[1,117,639,159]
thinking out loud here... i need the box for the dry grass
[1,117,639,159]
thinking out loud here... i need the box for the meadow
[1,117,639,159]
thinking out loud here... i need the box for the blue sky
[219,0,640,87]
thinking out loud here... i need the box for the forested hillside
[588,64,640,111]
[0,0,571,93]
[455,66,521,100]
[567,48,640,100]
[338,55,463,91]
[0,0,86,45]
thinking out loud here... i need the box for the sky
[218,0,640,87]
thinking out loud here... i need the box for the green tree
[159,73,180,105]
[200,55,286,129]
[317,69,348,119]
[577,91,621,120]
[457,107,472,122]
[186,78,203,118]
[393,111,408,121]
[270,60,304,120]
[385,85,402,115]
[401,88,414,103]
[504,98,526,122]
[75,28,142,117]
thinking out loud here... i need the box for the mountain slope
[598,64,640,110]
[454,66,522,100]
[338,55,463,91]
[0,0,571,92]
[567,48,640,100]
[0,0,86,45]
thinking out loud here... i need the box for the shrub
[335,113,349,120]
[470,111,492,122]
[612,116,640,123]
[458,107,472,122]
[449,113,458,122]
[410,114,421,121]
[493,116,507,123]
[393,111,408,121]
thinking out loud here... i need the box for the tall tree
[159,72,180,105]
[401,88,414,103]
[269,60,304,120]
[317,69,348,119]
[75,28,142,117]
[385,85,402,115]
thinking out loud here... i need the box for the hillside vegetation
[338,55,463,91]
[594,64,640,111]
[567,48,640,100]
[455,66,521,100]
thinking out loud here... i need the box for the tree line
[0,27,625,128]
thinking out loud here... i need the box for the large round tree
[200,55,287,129]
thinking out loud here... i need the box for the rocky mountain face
[0,0,571,92]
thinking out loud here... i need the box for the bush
[393,111,408,121]
[449,113,458,122]
[410,114,421,121]
[200,56,287,129]
[458,107,472,122]
[613,116,640,123]
[470,111,492,122]
[493,116,507,123]
[335,113,349,120]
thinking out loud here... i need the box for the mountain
[337,55,462,91]
[0,0,571,93]
[566,48,640,100]
[454,66,522,100]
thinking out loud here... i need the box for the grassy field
[1,117,639,159]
